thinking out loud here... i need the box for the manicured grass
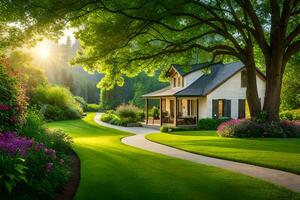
[146,131,300,174]
[46,114,299,200]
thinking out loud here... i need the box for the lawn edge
[145,133,300,175]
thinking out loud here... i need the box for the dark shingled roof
[174,62,244,96]
[169,63,211,76]
[142,62,250,98]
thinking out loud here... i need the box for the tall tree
[64,0,300,121]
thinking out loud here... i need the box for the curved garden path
[95,113,300,193]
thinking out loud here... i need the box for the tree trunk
[245,61,261,118]
[263,58,283,122]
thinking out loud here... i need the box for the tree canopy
[2,0,300,120]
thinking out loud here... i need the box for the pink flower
[0,104,9,111]
[59,159,65,165]
[45,162,54,174]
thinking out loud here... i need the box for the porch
[144,97,199,127]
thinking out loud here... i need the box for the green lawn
[146,131,300,174]
[46,114,299,200]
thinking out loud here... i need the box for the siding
[206,71,265,119]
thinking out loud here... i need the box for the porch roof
[142,62,246,98]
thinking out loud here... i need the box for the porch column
[174,97,178,127]
[145,98,149,125]
[196,98,199,123]
[159,98,162,126]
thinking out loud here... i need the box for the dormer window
[173,77,176,87]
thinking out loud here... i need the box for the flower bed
[217,119,300,138]
[0,131,72,199]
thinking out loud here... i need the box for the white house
[142,62,266,127]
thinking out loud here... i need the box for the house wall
[198,97,207,118]
[205,70,266,119]
[184,70,204,86]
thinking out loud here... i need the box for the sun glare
[38,46,50,59]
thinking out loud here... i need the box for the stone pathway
[95,113,300,193]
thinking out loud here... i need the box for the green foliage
[281,57,300,110]
[150,106,159,119]
[75,96,88,111]
[160,126,172,133]
[116,104,143,123]
[0,64,26,132]
[100,72,167,110]
[8,51,48,98]
[100,111,117,123]
[280,109,300,120]
[20,107,45,139]
[197,118,230,130]
[86,104,101,112]
[217,119,300,138]
[0,154,27,194]
[31,86,83,121]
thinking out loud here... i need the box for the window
[218,100,223,117]
[238,99,245,118]
[173,77,176,87]
[187,99,196,116]
[212,99,231,118]
[241,70,248,88]
[177,77,181,87]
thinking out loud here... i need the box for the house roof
[175,62,244,96]
[167,62,211,76]
[142,62,263,98]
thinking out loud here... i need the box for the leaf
[5,182,12,193]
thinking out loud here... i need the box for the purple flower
[45,162,54,174]
[0,132,34,156]
[59,159,65,165]
[45,148,56,160]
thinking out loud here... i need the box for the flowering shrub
[0,132,71,199]
[0,63,28,132]
[280,120,300,137]
[217,118,300,138]
[217,119,242,137]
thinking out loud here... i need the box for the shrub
[0,64,27,132]
[198,118,231,130]
[0,153,27,194]
[116,104,143,123]
[31,86,82,121]
[0,132,71,199]
[160,126,173,133]
[44,105,65,121]
[217,119,241,137]
[232,120,263,138]
[65,107,82,119]
[150,106,159,119]
[280,120,300,138]
[86,104,101,112]
[20,108,45,139]
[280,109,300,120]
[75,96,88,111]
[100,112,117,122]
[217,118,300,138]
